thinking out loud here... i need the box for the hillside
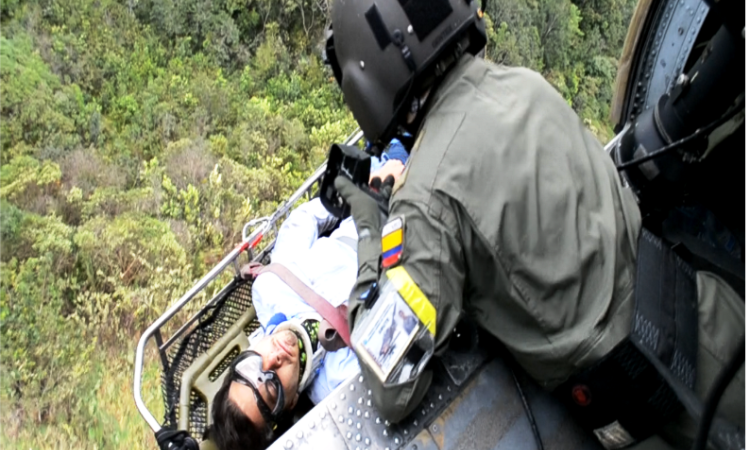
[0,0,634,447]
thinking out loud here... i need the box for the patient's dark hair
[211,373,273,450]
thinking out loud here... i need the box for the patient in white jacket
[210,158,405,450]
[252,198,362,404]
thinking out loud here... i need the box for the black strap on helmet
[155,428,199,450]
[397,0,453,40]
[323,26,342,85]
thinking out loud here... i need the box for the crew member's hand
[335,176,384,240]
[369,159,404,184]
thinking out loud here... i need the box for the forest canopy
[0,0,635,447]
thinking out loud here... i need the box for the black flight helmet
[327,0,487,146]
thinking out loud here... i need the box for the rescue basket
[132,130,364,446]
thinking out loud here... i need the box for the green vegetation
[1,0,634,447]
[485,0,634,141]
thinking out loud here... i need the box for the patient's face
[229,331,301,428]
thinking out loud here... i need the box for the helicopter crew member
[325,0,745,447]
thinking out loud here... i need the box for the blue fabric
[307,347,360,404]
[370,138,409,171]
[383,138,409,164]
[265,312,288,332]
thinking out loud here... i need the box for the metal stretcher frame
[133,129,365,434]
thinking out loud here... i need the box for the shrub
[0,156,62,215]
[163,138,217,191]
[0,202,30,262]
[0,231,93,435]
[74,213,188,290]
[59,149,127,198]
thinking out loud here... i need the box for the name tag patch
[356,287,420,382]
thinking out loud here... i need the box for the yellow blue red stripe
[383,245,402,258]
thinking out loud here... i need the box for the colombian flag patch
[381,217,404,268]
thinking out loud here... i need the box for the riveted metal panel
[272,404,350,450]
[626,0,708,121]
[425,359,604,450]
[269,354,605,450]
[322,357,478,449]
[269,346,487,450]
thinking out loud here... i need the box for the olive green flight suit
[350,54,744,444]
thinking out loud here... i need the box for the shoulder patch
[381,217,404,268]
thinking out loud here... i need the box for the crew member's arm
[338,175,465,423]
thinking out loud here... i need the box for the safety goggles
[230,350,286,425]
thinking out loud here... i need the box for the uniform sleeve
[271,198,339,264]
[351,194,465,423]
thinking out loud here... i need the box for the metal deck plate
[274,404,350,450]
[268,349,604,450]
[423,358,603,450]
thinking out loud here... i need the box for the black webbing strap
[631,229,698,388]
[635,330,745,450]
[629,230,742,450]
[554,229,699,449]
